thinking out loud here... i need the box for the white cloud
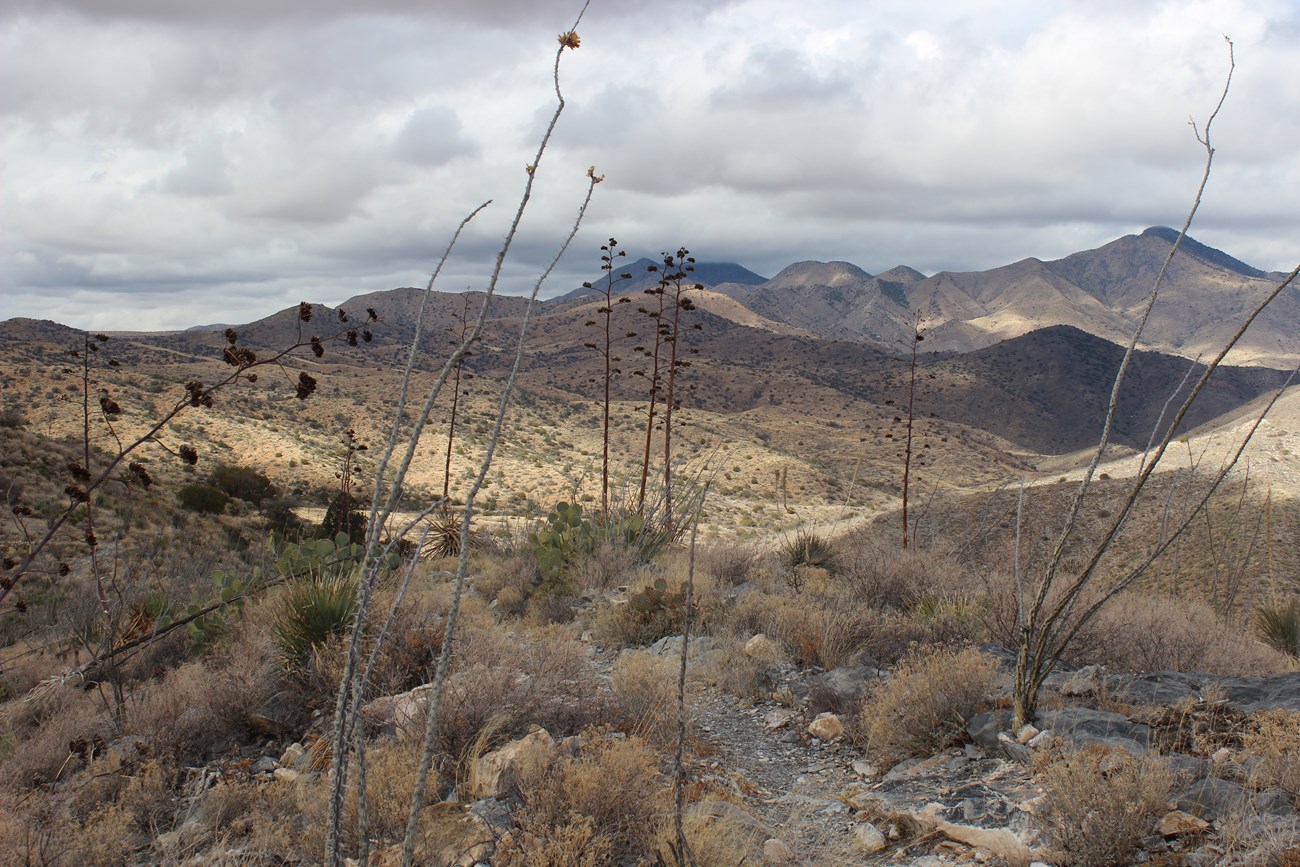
[1,0,1297,330]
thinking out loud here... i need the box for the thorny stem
[1012,38,1240,727]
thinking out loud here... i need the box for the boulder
[745,633,782,659]
[762,837,797,864]
[467,728,556,800]
[808,712,844,741]
[1158,810,1210,836]
[1036,707,1151,754]
[851,822,887,855]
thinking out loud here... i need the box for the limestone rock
[808,712,844,741]
[762,837,797,864]
[1158,810,1210,836]
[745,633,781,659]
[764,709,796,731]
[467,728,556,800]
[851,822,887,855]
[1016,724,1040,744]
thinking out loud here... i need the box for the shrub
[272,574,359,659]
[1241,709,1300,797]
[1254,598,1300,658]
[320,490,366,545]
[778,529,836,573]
[501,730,670,863]
[700,541,757,586]
[1035,745,1172,867]
[177,482,229,514]
[852,645,997,768]
[210,463,276,505]
[610,651,683,745]
[591,577,689,649]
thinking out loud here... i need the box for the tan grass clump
[853,645,997,768]
[497,729,671,863]
[1241,708,1300,798]
[1034,745,1172,867]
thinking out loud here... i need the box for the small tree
[581,238,635,519]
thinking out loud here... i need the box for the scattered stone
[1026,729,1054,750]
[851,822,887,855]
[272,767,299,784]
[764,709,796,731]
[279,742,306,769]
[762,837,797,864]
[1015,724,1040,744]
[467,728,556,800]
[1158,810,1210,836]
[851,759,878,778]
[808,712,844,741]
[417,802,494,867]
[917,804,1037,863]
[1059,664,1106,696]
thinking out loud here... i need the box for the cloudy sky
[3,0,1298,331]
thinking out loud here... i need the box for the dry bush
[1086,592,1288,675]
[1241,709,1300,798]
[0,681,110,788]
[506,729,671,863]
[1034,745,1172,867]
[569,540,640,591]
[664,798,766,867]
[610,651,687,745]
[853,645,997,768]
[694,634,785,703]
[474,549,540,603]
[185,773,317,861]
[123,645,274,762]
[400,626,604,782]
[836,529,968,609]
[700,540,757,586]
[590,566,721,650]
[730,591,872,669]
[494,813,614,867]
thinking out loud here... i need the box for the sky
[3,0,1298,332]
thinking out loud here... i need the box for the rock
[808,712,844,741]
[1036,707,1151,754]
[252,755,277,774]
[1059,664,1106,696]
[1027,729,1054,750]
[1016,724,1040,744]
[691,800,767,838]
[967,710,1014,752]
[808,663,882,711]
[467,797,514,838]
[280,742,306,769]
[764,709,797,731]
[745,633,781,659]
[1158,810,1210,836]
[418,802,494,867]
[272,767,300,784]
[762,837,797,864]
[996,732,1031,763]
[467,728,556,800]
[916,804,1036,863]
[851,759,878,778]
[851,822,887,855]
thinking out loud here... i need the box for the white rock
[808,712,844,741]
[745,633,781,658]
[851,822,887,855]
[764,709,796,731]
[1016,724,1040,744]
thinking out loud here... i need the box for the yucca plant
[1254,598,1300,657]
[779,529,837,573]
[274,573,359,659]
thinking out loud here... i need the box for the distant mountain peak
[1140,226,1266,278]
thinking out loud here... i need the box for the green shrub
[177,482,229,514]
[779,529,836,573]
[273,573,359,659]
[320,491,366,544]
[1254,598,1300,657]
[210,463,276,505]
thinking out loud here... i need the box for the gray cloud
[2,0,1298,331]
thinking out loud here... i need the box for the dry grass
[1034,744,1172,867]
[852,645,997,768]
[610,650,689,746]
[502,728,672,863]
[1241,709,1300,799]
